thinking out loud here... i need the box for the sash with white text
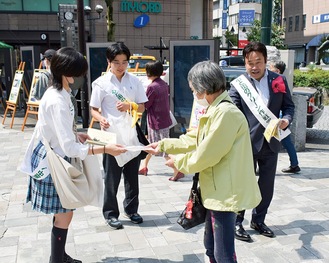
[232,75,290,141]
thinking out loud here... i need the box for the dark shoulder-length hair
[145,61,163,78]
[106,42,131,62]
[243,41,267,63]
[50,47,88,90]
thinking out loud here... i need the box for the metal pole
[77,0,86,55]
[160,37,163,63]
[260,0,272,45]
[77,0,89,128]
[237,24,239,48]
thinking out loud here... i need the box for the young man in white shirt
[90,42,148,229]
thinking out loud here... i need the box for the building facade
[213,0,329,66]
[213,0,262,52]
[0,0,213,60]
[282,0,329,65]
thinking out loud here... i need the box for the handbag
[136,121,149,160]
[177,173,206,230]
[43,139,103,209]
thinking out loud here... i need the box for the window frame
[288,16,293,32]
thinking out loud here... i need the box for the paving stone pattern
[0,108,329,263]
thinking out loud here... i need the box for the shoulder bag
[43,139,103,209]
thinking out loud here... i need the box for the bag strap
[192,172,200,191]
[42,137,52,153]
[216,99,232,107]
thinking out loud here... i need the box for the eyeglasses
[111,61,128,66]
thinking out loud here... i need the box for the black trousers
[236,142,278,224]
[102,154,141,219]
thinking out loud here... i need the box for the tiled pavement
[1,108,329,263]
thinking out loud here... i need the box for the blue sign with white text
[134,14,150,28]
[312,13,329,24]
[239,10,255,26]
[222,12,227,29]
[223,0,228,10]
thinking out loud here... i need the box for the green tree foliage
[246,20,286,49]
[105,0,115,41]
[273,0,282,25]
[294,69,329,90]
[224,30,238,47]
[246,20,261,43]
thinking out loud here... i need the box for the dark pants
[204,210,237,263]
[281,135,298,167]
[236,142,278,224]
[102,154,141,219]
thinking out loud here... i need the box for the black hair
[274,61,286,74]
[243,42,267,63]
[106,42,131,62]
[50,47,88,90]
[145,61,163,78]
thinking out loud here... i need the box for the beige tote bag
[43,140,103,209]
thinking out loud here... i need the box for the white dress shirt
[90,71,148,123]
[37,87,89,159]
[250,69,270,106]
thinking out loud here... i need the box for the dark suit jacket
[229,70,295,154]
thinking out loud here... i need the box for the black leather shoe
[250,221,274,237]
[63,253,82,263]
[281,166,301,173]
[49,254,82,263]
[235,223,251,242]
[125,213,143,224]
[106,217,123,229]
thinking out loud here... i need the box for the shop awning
[306,34,326,49]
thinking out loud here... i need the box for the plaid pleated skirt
[26,141,74,214]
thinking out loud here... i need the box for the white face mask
[193,92,209,107]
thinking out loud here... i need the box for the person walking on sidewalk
[229,42,295,242]
[23,47,126,263]
[269,60,301,174]
[90,42,148,230]
[138,61,184,181]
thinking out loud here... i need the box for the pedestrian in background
[23,47,126,263]
[90,42,148,230]
[149,61,261,263]
[269,60,301,174]
[138,61,184,181]
[31,49,56,100]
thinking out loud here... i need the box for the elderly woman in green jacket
[149,61,261,263]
